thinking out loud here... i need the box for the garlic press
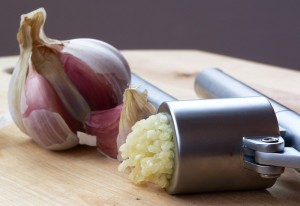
[194,68,300,180]
[132,73,297,194]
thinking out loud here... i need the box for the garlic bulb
[8,8,130,157]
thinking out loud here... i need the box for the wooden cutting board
[1,50,300,205]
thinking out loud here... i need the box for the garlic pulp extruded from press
[8,8,130,157]
[118,113,175,188]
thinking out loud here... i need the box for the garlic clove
[62,38,131,93]
[117,87,156,156]
[20,63,82,149]
[23,109,79,150]
[23,63,83,132]
[60,52,122,110]
[8,19,33,133]
[84,105,123,158]
[31,45,91,122]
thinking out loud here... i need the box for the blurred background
[1,0,300,70]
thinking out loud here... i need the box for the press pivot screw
[260,174,280,179]
[261,137,279,143]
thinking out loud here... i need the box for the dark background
[1,0,300,70]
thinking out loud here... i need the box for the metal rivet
[261,137,279,143]
[260,174,280,179]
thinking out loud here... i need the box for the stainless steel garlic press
[132,72,299,194]
[195,68,300,171]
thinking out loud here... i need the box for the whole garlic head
[9,8,130,156]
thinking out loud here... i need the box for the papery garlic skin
[60,40,129,110]
[21,63,83,149]
[116,87,156,156]
[8,8,130,153]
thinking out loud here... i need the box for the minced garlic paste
[118,113,174,188]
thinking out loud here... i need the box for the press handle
[194,68,300,170]
[256,147,300,170]
[131,73,176,110]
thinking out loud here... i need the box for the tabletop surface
[1,50,300,205]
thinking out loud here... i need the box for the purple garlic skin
[9,8,130,157]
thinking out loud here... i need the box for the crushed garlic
[118,113,174,188]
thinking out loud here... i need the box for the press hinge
[243,135,285,178]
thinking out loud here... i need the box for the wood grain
[1,51,300,206]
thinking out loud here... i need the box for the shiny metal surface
[243,159,284,178]
[194,68,300,152]
[256,147,300,169]
[158,97,279,194]
[131,73,176,109]
[243,136,285,177]
[243,136,284,153]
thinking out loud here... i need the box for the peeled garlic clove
[117,87,156,154]
[8,8,130,151]
[84,105,123,158]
